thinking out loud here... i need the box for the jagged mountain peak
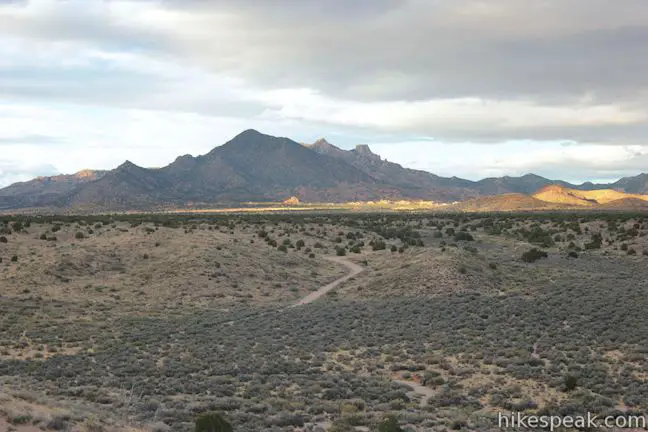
[117,160,138,169]
[313,138,332,145]
[311,138,338,149]
[353,144,374,154]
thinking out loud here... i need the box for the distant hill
[474,174,575,195]
[600,198,648,210]
[2,129,648,212]
[449,193,556,212]
[533,185,648,207]
[0,170,107,209]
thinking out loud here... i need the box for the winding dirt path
[291,256,435,408]
[292,256,364,306]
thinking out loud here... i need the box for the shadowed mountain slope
[2,130,648,211]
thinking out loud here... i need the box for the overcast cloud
[0,0,647,186]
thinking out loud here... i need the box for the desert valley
[2,209,648,431]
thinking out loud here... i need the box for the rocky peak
[352,144,380,161]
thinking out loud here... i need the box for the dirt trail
[292,256,364,306]
[392,379,435,407]
[291,257,433,408]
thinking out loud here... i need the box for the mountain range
[2,129,648,211]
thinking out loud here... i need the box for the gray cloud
[157,0,648,104]
[1,0,648,146]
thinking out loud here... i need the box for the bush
[195,412,233,432]
[377,414,403,432]
[454,232,474,241]
[584,233,602,250]
[75,231,85,239]
[40,233,47,240]
[0,236,7,243]
[564,375,578,392]
[11,255,18,262]
[277,244,287,252]
[521,248,548,263]
[372,240,386,251]
[336,246,347,256]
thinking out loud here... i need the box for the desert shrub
[627,247,637,255]
[489,262,497,270]
[585,233,602,250]
[11,255,18,262]
[372,240,386,251]
[564,375,578,392]
[277,244,287,252]
[454,232,474,241]
[0,236,7,243]
[521,248,548,263]
[46,415,70,430]
[336,246,347,256]
[295,239,305,248]
[195,412,233,432]
[567,251,578,258]
[377,414,403,432]
[523,227,554,247]
[40,233,47,240]
[75,231,85,239]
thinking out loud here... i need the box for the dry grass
[0,221,346,312]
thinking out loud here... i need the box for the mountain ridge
[1,129,647,211]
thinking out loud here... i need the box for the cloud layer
[1,0,647,186]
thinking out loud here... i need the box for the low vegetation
[1,211,648,430]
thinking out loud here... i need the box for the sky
[1,0,648,187]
